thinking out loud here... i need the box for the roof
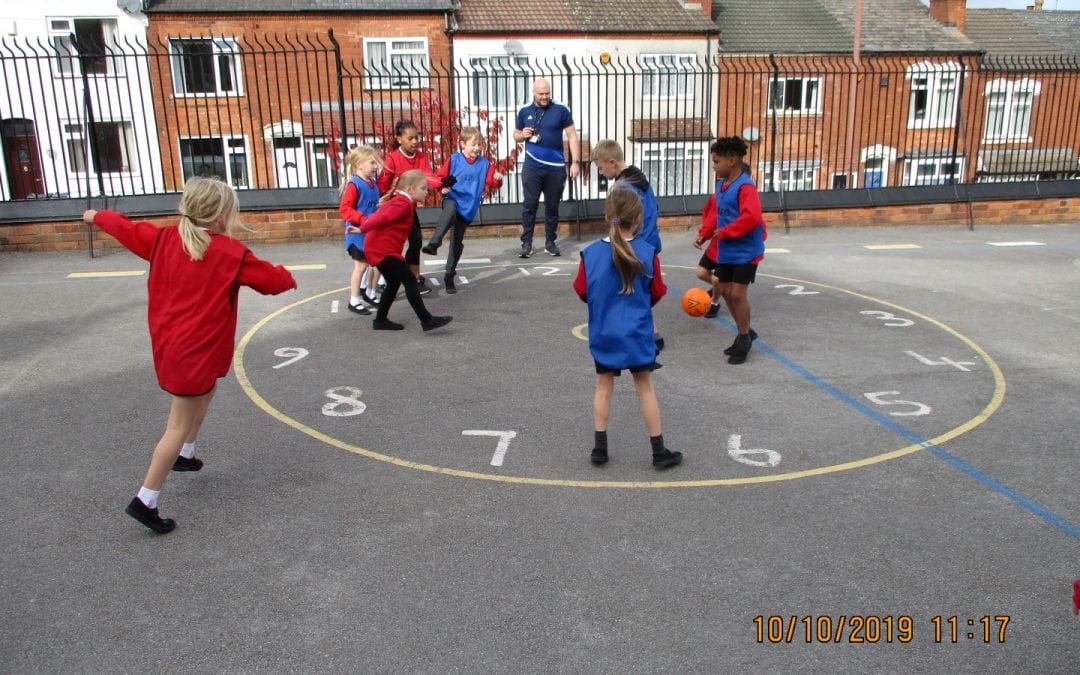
[714,0,979,54]
[454,0,718,35]
[145,0,455,12]
[965,9,1080,58]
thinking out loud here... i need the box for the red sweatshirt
[92,210,296,396]
[359,192,416,266]
[377,148,442,194]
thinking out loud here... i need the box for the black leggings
[405,214,422,267]
[428,200,467,274]
[376,256,431,323]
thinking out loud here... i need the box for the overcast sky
[919,0,1080,9]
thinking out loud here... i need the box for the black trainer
[519,243,533,258]
[347,303,371,315]
[421,243,438,255]
[590,447,609,465]
[704,303,721,319]
[422,315,453,332]
[654,334,665,353]
[723,328,758,356]
[417,278,432,295]
[727,333,753,364]
[125,497,176,534]
[373,319,405,330]
[652,449,683,470]
[544,241,561,256]
[172,455,203,472]
[444,274,457,294]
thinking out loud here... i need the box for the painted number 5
[863,391,930,417]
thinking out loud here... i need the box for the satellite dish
[117,0,142,13]
[742,126,761,142]
[503,40,524,56]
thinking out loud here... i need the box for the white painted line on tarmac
[864,244,922,250]
[284,264,327,271]
[331,300,339,313]
[424,258,491,265]
[766,247,791,253]
[987,241,1045,247]
[67,270,145,278]
[459,276,469,285]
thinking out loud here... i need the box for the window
[831,173,854,189]
[62,121,134,174]
[170,38,242,96]
[49,18,119,76]
[364,38,429,90]
[767,77,821,114]
[983,79,1040,142]
[906,62,960,129]
[903,157,963,186]
[636,143,708,197]
[469,55,530,109]
[760,164,817,191]
[641,54,696,99]
[179,136,249,188]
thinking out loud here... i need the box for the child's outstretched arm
[338,181,368,232]
[237,251,297,295]
[85,209,160,261]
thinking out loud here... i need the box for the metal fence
[2,30,1078,212]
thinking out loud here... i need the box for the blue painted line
[699,300,1080,541]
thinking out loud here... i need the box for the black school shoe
[347,303,371,315]
[704,303,721,319]
[723,328,758,356]
[125,497,176,534]
[172,455,203,472]
[422,315,453,332]
[652,449,683,470]
[417,277,432,295]
[590,447,609,465]
[373,319,405,330]
[727,334,753,365]
[421,243,438,255]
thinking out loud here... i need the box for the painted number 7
[463,430,517,466]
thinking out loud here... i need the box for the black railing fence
[1,31,1078,216]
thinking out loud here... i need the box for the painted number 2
[322,386,366,417]
[775,284,820,295]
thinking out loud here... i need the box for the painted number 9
[273,347,309,369]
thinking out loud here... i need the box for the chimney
[678,0,713,17]
[928,0,967,33]
[1027,0,1045,10]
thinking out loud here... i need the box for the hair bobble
[610,217,621,226]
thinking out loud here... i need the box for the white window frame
[831,172,856,189]
[62,119,136,176]
[983,78,1041,143]
[170,37,243,97]
[760,165,817,192]
[468,55,531,110]
[902,157,964,186]
[641,54,696,100]
[48,17,121,78]
[906,61,961,129]
[634,142,709,197]
[766,77,822,114]
[178,135,250,189]
[363,37,430,90]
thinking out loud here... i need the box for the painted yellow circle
[233,268,1005,488]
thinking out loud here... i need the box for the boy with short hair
[592,139,665,351]
[695,137,765,364]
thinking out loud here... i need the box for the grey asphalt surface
[2,221,1079,672]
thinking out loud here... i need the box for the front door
[272,136,308,188]
[2,119,46,199]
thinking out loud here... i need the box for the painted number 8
[322,386,366,417]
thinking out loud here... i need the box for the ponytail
[177,177,240,261]
[604,186,645,294]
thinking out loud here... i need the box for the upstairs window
[983,79,1040,142]
[907,62,960,129]
[767,77,822,114]
[49,18,120,77]
[641,54,696,99]
[170,38,242,96]
[364,38,429,90]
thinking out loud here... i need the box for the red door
[2,119,46,199]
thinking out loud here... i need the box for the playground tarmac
[1,220,1079,672]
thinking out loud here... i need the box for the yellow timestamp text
[753,615,1010,644]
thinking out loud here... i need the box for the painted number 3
[322,386,366,417]
[859,310,914,327]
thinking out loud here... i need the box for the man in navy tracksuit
[513,78,580,258]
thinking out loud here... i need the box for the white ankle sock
[180,442,196,459]
[350,295,364,306]
[137,486,160,509]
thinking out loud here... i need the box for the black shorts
[697,254,718,273]
[347,244,366,262]
[715,263,757,285]
[594,361,663,376]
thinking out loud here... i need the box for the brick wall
[3,197,1077,252]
